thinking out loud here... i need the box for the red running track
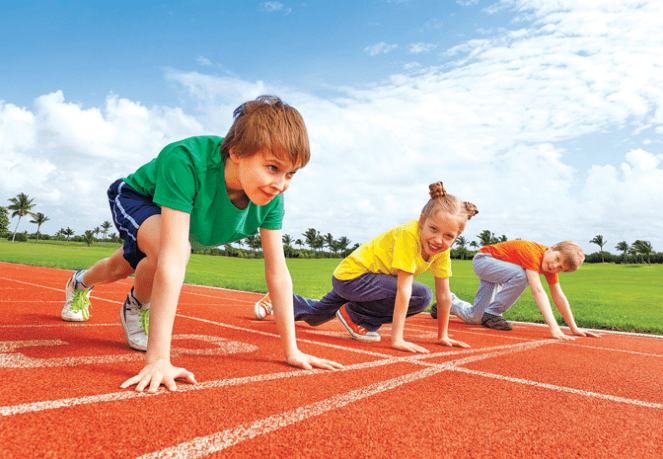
[1,261,662,458]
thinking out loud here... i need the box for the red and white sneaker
[336,304,380,342]
[254,294,272,320]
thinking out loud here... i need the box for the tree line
[2,193,660,264]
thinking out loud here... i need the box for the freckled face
[541,248,569,274]
[419,210,462,262]
[232,148,300,206]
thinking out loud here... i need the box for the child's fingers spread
[181,371,197,385]
[318,359,343,370]
[120,375,141,389]
[147,377,165,393]
[164,378,178,392]
[409,343,429,353]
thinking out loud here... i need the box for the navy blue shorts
[107,179,161,270]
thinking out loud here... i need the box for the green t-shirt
[122,136,284,248]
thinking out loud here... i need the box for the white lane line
[454,367,663,409]
[136,366,446,459]
[556,342,663,358]
[176,314,394,358]
[0,342,540,417]
[129,339,605,459]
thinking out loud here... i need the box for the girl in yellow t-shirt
[255,181,478,353]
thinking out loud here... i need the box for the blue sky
[2,0,663,256]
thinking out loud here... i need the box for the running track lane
[0,262,661,458]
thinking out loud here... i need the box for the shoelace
[71,290,91,320]
[138,308,150,336]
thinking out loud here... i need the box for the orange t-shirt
[478,240,559,285]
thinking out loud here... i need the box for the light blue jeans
[293,273,433,332]
[451,253,529,324]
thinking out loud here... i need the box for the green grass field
[1,240,661,335]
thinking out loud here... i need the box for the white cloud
[1,91,204,237]
[197,55,214,67]
[261,2,291,14]
[2,0,662,255]
[409,43,436,54]
[365,42,399,56]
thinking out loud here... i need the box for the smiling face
[541,247,570,274]
[419,210,463,262]
[228,147,300,208]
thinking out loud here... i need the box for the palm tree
[0,206,9,238]
[246,235,262,255]
[29,212,50,243]
[100,221,113,247]
[615,241,629,262]
[295,239,304,250]
[93,226,101,245]
[323,233,336,253]
[56,227,66,242]
[632,240,653,266]
[315,234,325,251]
[336,236,351,254]
[82,230,95,247]
[303,228,320,251]
[7,192,36,243]
[590,235,606,263]
[477,230,497,247]
[63,227,75,245]
[282,234,294,248]
[455,236,468,260]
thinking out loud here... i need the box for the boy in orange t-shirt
[444,240,599,340]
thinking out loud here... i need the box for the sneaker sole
[335,309,381,343]
[61,314,88,322]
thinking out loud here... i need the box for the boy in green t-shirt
[61,96,343,392]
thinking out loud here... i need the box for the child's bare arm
[525,270,575,341]
[121,207,197,392]
[261,228,343,370]
[550,283,600,338]
[391,270,429,353]
[434,277,469,348]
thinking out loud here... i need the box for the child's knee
[411,283,433,310]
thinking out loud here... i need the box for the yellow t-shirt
[333,220,452,280]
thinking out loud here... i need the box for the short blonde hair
[554,241,585,272]
[420,181,479,232]
[221,95,310,167]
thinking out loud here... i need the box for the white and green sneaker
[120,288,150,351]
[61,270,93,322]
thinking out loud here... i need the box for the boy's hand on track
[120,359,197,393]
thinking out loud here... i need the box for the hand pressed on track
[437,337,470,348]
[392,339,430,354]
[286,350,344,371]
[120,359,197,393]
